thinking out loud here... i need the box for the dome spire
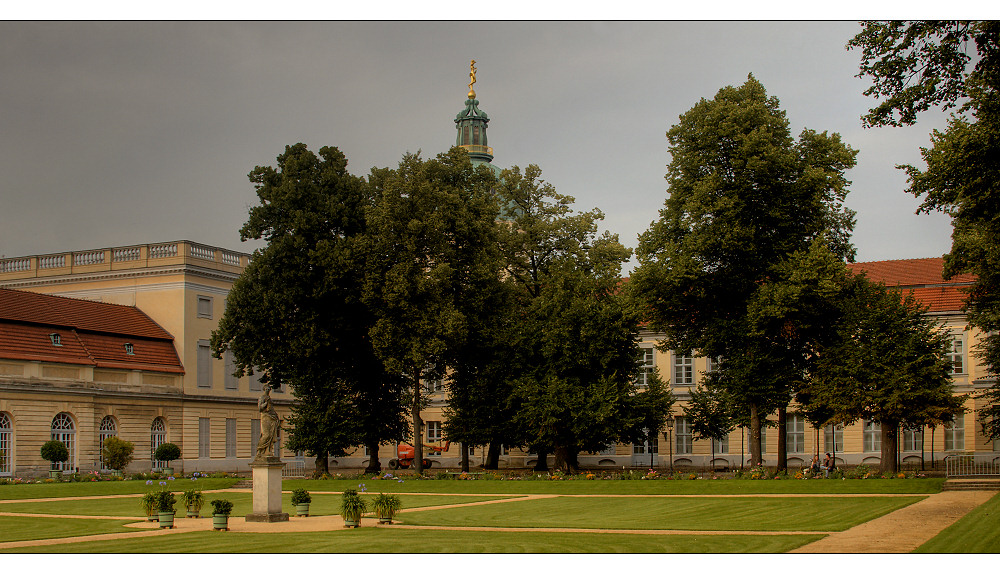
[455,60,494,165]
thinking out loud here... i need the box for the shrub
[154,442,181,463]
[340,489,368,523]
[372,493,402,520]
[40,440,69,465]
[101,436,135,471]
[291,488,311,505]
[181,489,204,511]
[211,498,233,516]
[154,490,175,513]
[140,492,158,516]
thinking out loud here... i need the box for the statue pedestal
[245,457,288,522]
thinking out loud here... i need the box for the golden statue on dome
[468,59,477,99]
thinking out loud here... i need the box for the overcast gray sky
[0,21,956,272]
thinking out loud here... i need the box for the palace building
[0,68,996,478]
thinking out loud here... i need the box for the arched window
[50,413,75,471]
[99,416,118,471]
[0,412,12,476]
[150,418,166,470]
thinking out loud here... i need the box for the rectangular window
[249,371,263,392]
[944,416,965,451]
[197,296,213,319]
[863,420,881,453]
[673,353,694,386]
[705,356,721,373]
[198,417,211,458]
[224,351,239,391]
[225,418,237,458]
[746,427,768,455]
[424,377,444,394]
[824,424,844,453]
[633,431,658,455]
[636,347,654,388]
[250,419,260,457]
[901,426,923,452]
[426,421,442,443]
[676,416,692,455]
[714,433,729,454]
[948,334,965,375]
[197,340,212,388]
[787,414,805,454]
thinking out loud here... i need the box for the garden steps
[941,478,1000,491]
[231,480,252,489]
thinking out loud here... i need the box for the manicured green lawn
[284,477,944,495]
[398,495,925,532]
[914,491,1000,553]
[0,493,515,517]
[0,477,238,500]
[1,528,824,553]
[0,516,135,543]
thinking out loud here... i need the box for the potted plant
[372,493,402,524]
[101,436,134,477]
[140,491,158,521]
[153,442,181,475]
[340,488,367,528]
[155,490,176,529]
[181,488,205,518]
[40,440,69,479]
[211,498,233,531]
[291,488,311,517]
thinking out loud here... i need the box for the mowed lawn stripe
[0,528,825,553]
[0,516,136,543]
[397,495,926,532]
[0,493,517,518]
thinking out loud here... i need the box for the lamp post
[663,426,674,472]
[642,428,652,468]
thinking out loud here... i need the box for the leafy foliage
[210,498,233,516]
[632,75,857,465]
[291,488,311,505]
[40,440,68,464]
[153,442,180,463]
[850,21,1000,440]
[100,436,134,472]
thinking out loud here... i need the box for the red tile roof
[0,288,173,339]
[0,289,183,374]
[847,258,974,313]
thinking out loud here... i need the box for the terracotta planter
[212,513,229,531]
[157,511,175,529]
[295,503,310,517]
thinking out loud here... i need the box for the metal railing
[945,453,1000,477]
[282,460,306,478]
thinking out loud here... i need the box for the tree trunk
[566,447,579,474]
[532,447,549,472]
[364,438,381,474]
[412,366,423,474]
[553,444,578,473]
[880,422,899,474]
[749,403,762,466]
[484,442,502,470]
[312,452,329,478]
[776,406,787,473]
[460,443,470,473]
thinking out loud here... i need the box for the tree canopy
[850,21,1000,440]
[631,75,858,466]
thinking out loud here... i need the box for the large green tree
[849,21,1000,440]
[211,143,408,475]
[363,148,502,473]
[497,165,674,474]
[799,274,965,473]
[631,76,858,466]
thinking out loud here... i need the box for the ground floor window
[198,417,210,458]
[99,416,117,471]
[714,434,729,455]
[0,412,11,476]
[824,424,844,453]
[787,414,805,454]
[250,419,260,457]
[633,434,658,455]
[863,420,881,453]
[426,422,442,455]
[902,425,923,452]
[151,417,166,469]
[225,418,237,458]
[51,413,75,471]
[944,416,965,451]
[676,417,692,455]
